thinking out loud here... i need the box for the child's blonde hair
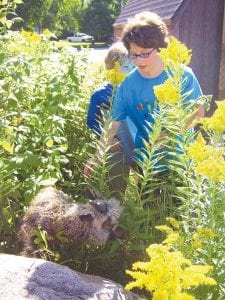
[104,42,128,70]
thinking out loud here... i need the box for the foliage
[15,0,122,40]
[0,0,23,33]
[81,0,120,41]
[15,0,83,35]
[0,30,100,249]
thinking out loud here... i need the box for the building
[113,0,225,110]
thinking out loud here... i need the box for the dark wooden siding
[114,0,183,25]
[172,0,224,103]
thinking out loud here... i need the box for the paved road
[88,48,108,63]
[65,46,108,63]
[50,47,109,66]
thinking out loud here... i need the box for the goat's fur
[18,187,123,256]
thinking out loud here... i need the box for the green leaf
[7,97,18,108]
[2,208,12,224]
[0,140,14,154]
[56,231,69,243]
[34,237,42,245]
[46,138,54,148]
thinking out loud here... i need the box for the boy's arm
[87,92,103,135]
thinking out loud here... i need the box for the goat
[18,187,123,256]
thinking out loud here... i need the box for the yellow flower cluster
[166,217,180,230]
[186,133,225,181]
[191,228,216,249]
[42,28,53,38]
[199,100,225,133]
[126,242,216,300]
[159,36,192,69]
[156,221,181,247]
[0,139,14,154]
[21,29,42,43]
[105,62,126,86]
[195,156,225,182]
[154,78,181,105]
[153,37,192,106]
[186,133,214,161]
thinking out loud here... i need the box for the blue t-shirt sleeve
[110,84,127,122]
[87,91,102,134]
[182,67,203,101]
[87,84,112,134]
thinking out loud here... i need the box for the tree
[45,0,83,36]
[15,0,83,35]
[81,0,120,42]
[15,0,52,32]
[14,0,126,39]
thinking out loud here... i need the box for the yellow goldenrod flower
[42,28,53,38]
[21,28,41,43]
[4,126,14,136]
[191,239,203,250]
[163,232,180,245]
[12,116,23,126]
[166,217,180,229]
[153,289,169,300]
[181,265,216,287]
[186,133,225,181]
[199,100,225,133]
[155,225,173,233]
[154,77,181,105]
[106,62,126,86]
[126,239,216,299]
[195,155,225,182]
[196,228,215,239]
[0,139,14,154]
[191,228,215,249]
[185,133,214,162]
[159,36,192,69]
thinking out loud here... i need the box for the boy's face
[120,57,135,74]
[128,43,158,78]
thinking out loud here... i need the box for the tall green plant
[124,37,224,299]
[0,30,97,252]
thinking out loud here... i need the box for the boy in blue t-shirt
[84,11,204,194]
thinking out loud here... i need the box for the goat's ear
[78,213,94,222]
[89,200,108,214]
[87,188,107,201]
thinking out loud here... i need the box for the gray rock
[0,254,142,300]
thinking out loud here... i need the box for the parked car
[67,33,94,43]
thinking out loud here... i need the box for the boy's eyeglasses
[128,48,155,59]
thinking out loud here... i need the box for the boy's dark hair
[121,11,170,50]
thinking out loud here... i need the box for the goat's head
[78,196,123,244]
